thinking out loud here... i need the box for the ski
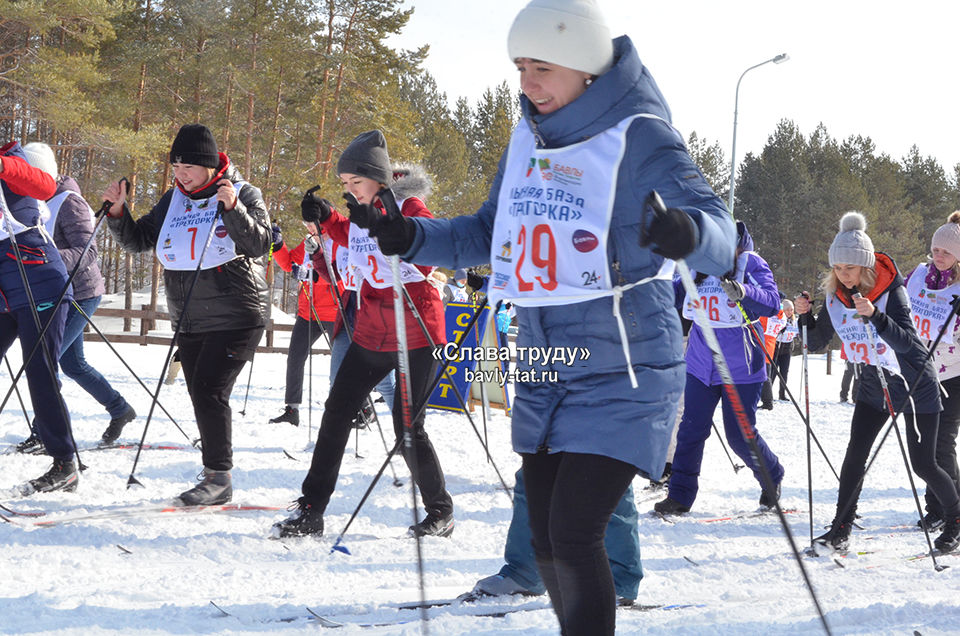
[0,502,44,517]
[2,502,283,527]
[288,600,704,629]
[697,508,801,523]
[3,442,194,456]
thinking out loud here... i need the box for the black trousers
[925,375,960,516]
[773,342,792,399]
[301,343,453,518]
[284,315,334,405]
[522,450,637,636]
[834,401,960,523]
[178,326,262,471]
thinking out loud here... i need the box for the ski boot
[653,496,690,516]
[409,512,454,537]
[100,405,137,445]
[272,498,324,538]
[29,458,79,493]
[178,468,232,506]
[269,406,299,427]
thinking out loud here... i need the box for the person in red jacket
[267,221,340,427]
[0,141,77,494]
[272,130,453,539]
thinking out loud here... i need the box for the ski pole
[70,300,188,439]
[400,284,512,499]
[313,236,402,486]
[734,300,840,481]
[711,420,745,473]
[238,354,254,416]
[3,354,33,436]
[126,202,225,487]
[854,290,946,571]
[801,309,814,546]
[0,188,84,471]
[376,188,429,631]
[649,191,832,635]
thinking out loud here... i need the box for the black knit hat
[337,130,391,185]
[169,123,219,168]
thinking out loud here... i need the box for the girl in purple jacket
[656,221,785,514]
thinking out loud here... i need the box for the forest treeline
[2,1,958,309]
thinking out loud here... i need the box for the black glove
[303,234,320,255]
[467,271,484,291]
[720,278,745,302]
[342,192,380,230]
[347,190,416,256]
[639,192,699,260]
[301,186,332,224]
[270,223,283,252]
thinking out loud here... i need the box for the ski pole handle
[98,177,129,218]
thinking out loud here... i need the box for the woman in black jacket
[103,124,271,506]
[795,211,960,552]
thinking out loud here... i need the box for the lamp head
[773,53,789,64]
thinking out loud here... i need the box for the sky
[388,0,960,176]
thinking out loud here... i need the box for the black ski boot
[15,431,45,454]
[272,498,324,538]
[269,406,299,427]
[178,469,232,506]
[409,512,455,537]
[100,405,137,445]
[653,497,690,516]
[918,510,945,532]
[759,481,781,509]
[814,520,852,551]
[934,517,960,553]
[29,458,79,493]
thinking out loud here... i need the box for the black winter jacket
[107,158,270,333]
[801,253,941,414]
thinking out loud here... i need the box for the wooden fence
[84,307,330,355]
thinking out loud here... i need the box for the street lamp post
[728,53,789,215]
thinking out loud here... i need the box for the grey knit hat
[931,211,960,259]
[337,130,392,185]
[828,211,875,268]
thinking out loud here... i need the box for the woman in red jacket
[273,130,453,538]
[268,222,340,427]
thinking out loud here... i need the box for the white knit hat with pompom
[931,211,960,259]
[828,211,875,268]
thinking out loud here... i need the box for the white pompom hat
[828,211,875,268]
[931,211,960,259]
[507,0,614,76]
[22,142,58,180]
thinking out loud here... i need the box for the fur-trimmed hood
[391,162,433,202]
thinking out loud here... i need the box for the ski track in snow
[2,296,959,635]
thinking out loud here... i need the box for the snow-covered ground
[2,302,959,635]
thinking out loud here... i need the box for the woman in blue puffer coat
[359,1,735,633]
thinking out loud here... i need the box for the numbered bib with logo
[347,200,425,289]
[778,321,799,343]
[489,114,672,307]
[765,313,787,338]
[334,236,358,291]
[826,292,900,373]
[905,265,960,341]
[681,252,752,327]
[156,184,243,271]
